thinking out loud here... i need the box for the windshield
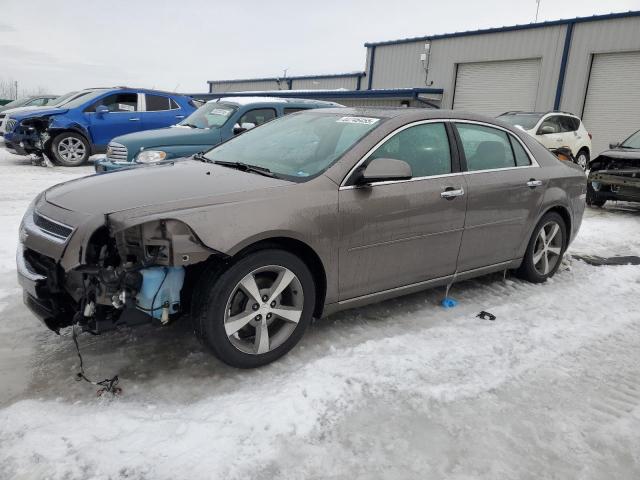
[203,112,381,181]
[497,113,543,130]
[181,102,236,128]
[621,130,640,149]
[60,89,109,109]
[2,98,30,109]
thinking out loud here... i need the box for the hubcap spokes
[533,221,563,275]
[58,138,85,161]
[224,265,303,355]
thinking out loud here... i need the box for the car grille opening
[5,119,17,132]
[33,211,73,240]
[106,142,128,162]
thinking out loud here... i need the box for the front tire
[516,212,567,283]
[51,132,90,166]
[192,249,316,368]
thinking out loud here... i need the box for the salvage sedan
[587,129,640,206]
[18,108,586,367]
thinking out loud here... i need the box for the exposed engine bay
[588,153,640,204]
[25,218,217,334]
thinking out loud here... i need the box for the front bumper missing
[589,170,640,202]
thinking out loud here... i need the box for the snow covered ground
[0,146,638,480]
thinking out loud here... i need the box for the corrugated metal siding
[453,58,541,115]
[368,42,429,88]
[581,51,640,154]
[210,80,283,92]
[292,76,359,90]
[559,16,640,116]
[370,25,565,110]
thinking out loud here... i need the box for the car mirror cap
[358,158,412,184]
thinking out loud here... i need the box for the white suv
[497,111,592,170]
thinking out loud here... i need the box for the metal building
[205,11,640,153]
[365,11,640,153]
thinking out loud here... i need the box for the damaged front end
[588,154,640,203]
[18,201,218,334]
[4,116,52,157]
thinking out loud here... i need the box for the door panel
[338,175,467,300]
[457,169,544,270]
[86,92,143,146]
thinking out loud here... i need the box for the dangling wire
[72,325,122,396]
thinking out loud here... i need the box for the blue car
[3,87,197,166]
[94,97,341,172]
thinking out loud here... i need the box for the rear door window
[145,94,172,111]
[455,123,516,171]
[238,108,276,126]
[368,122,452,177]
[537,116,563,134]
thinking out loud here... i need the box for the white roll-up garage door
[582,51,640,154]
[453,58,541,116]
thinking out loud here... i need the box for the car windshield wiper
[193,152,213,163]
[213,160,280,179]
[181,123,200,129]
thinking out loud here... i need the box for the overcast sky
[1,0,639,96]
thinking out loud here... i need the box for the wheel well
[544,206,572,242]
[577,146,590,156]
[235,238,328,318]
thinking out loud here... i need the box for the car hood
[114,126,220,148]
[594,148,640,161]
[44,159,291,215]
[12,107,68,120]
[1,106,48,116]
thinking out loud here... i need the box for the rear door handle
[526,179,543,188]
[129,118,140,121]
[440,187,465,199]
[175,115,185,119]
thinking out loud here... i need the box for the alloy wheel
[576,153,588,171]
[224,265,304,355]
[57,137,86,162]
[532,221,563,275]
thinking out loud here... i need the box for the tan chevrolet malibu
[18,108,586,367]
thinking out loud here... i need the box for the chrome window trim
[451,119,540,172]
[339,118,539,190]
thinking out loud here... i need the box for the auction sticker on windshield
[336,116,380,125]
[210,109,232,116]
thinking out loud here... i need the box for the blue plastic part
[136,267,185,320]
[441,297,458,309]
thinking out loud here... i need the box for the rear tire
[51,132,90,166]
[516,212,567,283]
[191,249,315,368]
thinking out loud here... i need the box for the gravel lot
[0,145,639,480]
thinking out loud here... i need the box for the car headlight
[136,150,167,164]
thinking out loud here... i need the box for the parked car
[0,95,58,114]
[94,97,341,172]
[497,111,592,170]
[0,90,98,136]
[586,129,640,206]
[18,108,586,367]
[3,87,197,166]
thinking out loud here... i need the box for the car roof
[211,96,341,107]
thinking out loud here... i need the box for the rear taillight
[588,133,592,140]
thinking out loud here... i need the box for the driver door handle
[440,187,465,199]
[527,179,543,188]
[129,118,140,121]
[175,115,185,119]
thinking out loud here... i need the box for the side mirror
[609,142,619,149]
[357,158,412,185]
[233,122,256,135]
[96,105,109,116]
[538,125,555,135]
